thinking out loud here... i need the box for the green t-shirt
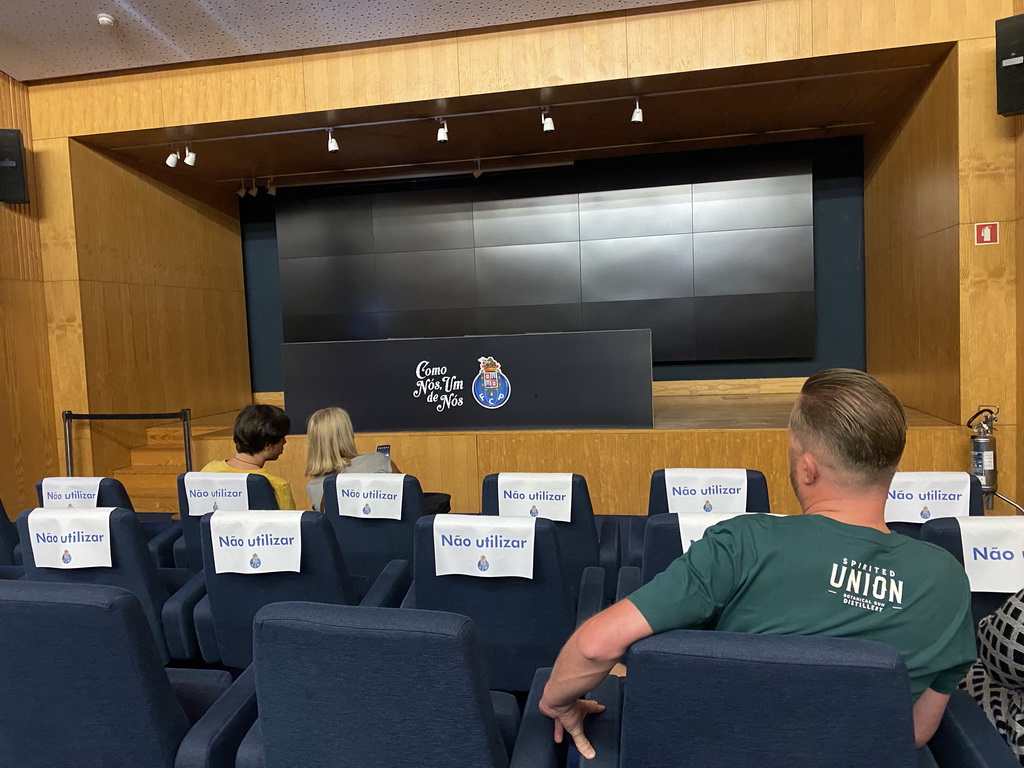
[627,514,976,699]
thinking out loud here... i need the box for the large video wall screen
[276,162,815,363]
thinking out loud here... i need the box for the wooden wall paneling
[303,38,461,112]
[33,139,80,283]
[457,15,628,95]
[653,378,806,397]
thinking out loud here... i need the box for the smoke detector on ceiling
[97,13,116,26]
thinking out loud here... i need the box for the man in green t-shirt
[539,368,976,758]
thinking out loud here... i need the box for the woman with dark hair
[200,404,296,509]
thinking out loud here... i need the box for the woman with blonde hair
[305,406,393,510]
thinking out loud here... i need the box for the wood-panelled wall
[0,72,58,515]
[193,425,971,516]
[65,144,252,474]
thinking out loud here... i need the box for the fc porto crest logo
[61,549,72,564]
[703,500,713,513]
[529,505,540,517]
[362,503,372,516]
[250,553,262,569]
[477,555,490,572]
[472,356,511,409]
[920,506,931,520]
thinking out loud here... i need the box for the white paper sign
[41,477,103,508]
[677,510,749,553]
[497,473,572,522]
[433,516,536,579]
[183,472,251,516]
[958,517,1024,593]
[28,507,113,569]
[334,473,406,520]
[884,472,972,524]
[663,468,747,516]
[208,510,303,574]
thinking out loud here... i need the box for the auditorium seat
[235,602,545,768]
[175,472,278,572]
[404,515,604,693]
[518,630,1014,768]
[194,511,410,668]
[0,497,20,566]
[604,468,769,569]
[0,581,256,768]
[36,476,179,567]
[481,473,619,601]
[919,516,1020,626]
[887,474,984,539]
[17,507,204,662]
[322,473,429,595]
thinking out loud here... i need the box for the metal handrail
[62,409,192,476]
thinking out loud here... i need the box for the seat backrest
[481,473,597,599]
[640,514,686,584]
[648,469,770,515]
[887,473,983,540]
[919,516,1015,625]
[413,515,575,692]
[36,476,135,512]
[622,630,917,768]
[17,507,172,661]
[200,510,358,668]
[253,602,509,768]
[0,499,17,566]
[0,581,188,768]
[178,473,278,571]
[323,474,428,594]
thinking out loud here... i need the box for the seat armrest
[166,667,232,725]
[510,668,565,768]
[918,746,940,768]
[359,559,412,608]
[12,542,21,566]
[597,518,620,603]
[175,665,258,768]
[615,566,642,603]
[173,536,189,570]
[149,522,182,569]
[193,594,221,665]
[580,674,623,768]
[401,581,417,609]
[626,517,646,569]
[162,569,206,660]
[929,689,1020,768]
[576,567,605,628]
[490,691,522,758]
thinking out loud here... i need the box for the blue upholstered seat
[17,507,204,662]
[0,581,256,768]
[194,510,410,668]
[235,602,531,768]
[405,515,604,692]
[0,497,19,566]
[919,516,1019,626]
[174,472,278,571]
[888,474,984,539]
[35,476,179,566]
[515,630,1014,768]
[481,473,619,601]
[322,473,429,596]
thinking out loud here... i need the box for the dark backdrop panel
[283,330,653,431]
[580,235,694,302]
[693,227,814,297]
[695,292,816,360]
[374,249,477,312]
[579,185,692,240]
[475,242,582,306]
[371,189,474,252]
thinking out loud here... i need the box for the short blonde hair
[305,407,358,477]
[789,368,907,488]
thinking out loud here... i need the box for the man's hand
[539,697,607,760]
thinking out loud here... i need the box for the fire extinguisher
[967,406,1024,514]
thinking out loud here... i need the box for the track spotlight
[236,182,246,198]
[327,128,339,153]
[266,178,277,196]
[631,100,643,124]
[165,151,180,168]
[183,146,196,166]
[541,111,554,133]
[247,180,259,197]
[436,119,448,143]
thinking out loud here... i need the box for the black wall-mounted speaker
[0,129,28,204]
[997,14,1024,116]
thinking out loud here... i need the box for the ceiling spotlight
[631,100,644,124]
[266,178,277,197]
[436,119,448,143]
[97,12,116,26]
[541,111,555,133]
[165,151,179,168]
[236,182,246,198]
[183,146,196,166]
[247,180,259,197]
[327,128,339,153]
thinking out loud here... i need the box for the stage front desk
[283,330,653,431]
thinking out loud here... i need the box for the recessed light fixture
[97,12,115,26]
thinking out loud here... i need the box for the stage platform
[111,394,982,517]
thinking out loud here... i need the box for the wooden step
[146,425,231,446]
[130,445,191,467]
[111,466,179,512]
